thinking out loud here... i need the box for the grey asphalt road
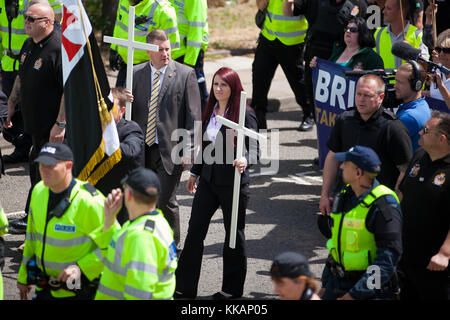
[0,54,329,300]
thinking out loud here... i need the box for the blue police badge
[409,164,420,177]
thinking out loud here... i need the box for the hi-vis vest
[169,0,208,66]
[17,179,119,298]
[326,184,399,271]
[0,203,8,300]
[0,0,29,72]
[374,23,423,70]
[95,210,177,300]
[111,0,180,65]
[261,0,308,46]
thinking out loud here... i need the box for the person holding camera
[423,28,450,109]
[394,61,431,152]
[17,143,120,300]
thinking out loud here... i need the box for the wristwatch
[55,121,66,129]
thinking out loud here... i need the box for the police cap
[270,252,313,278]
[121,167,160,197]
[34,142,73,166]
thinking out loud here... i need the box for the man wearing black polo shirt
[4,2,64,232]
[398,111,450,300]
[319,74,413,215]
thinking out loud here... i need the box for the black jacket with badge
[327,107,413,190]
[18,28,63,136]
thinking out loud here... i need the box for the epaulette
[144,220,155,233]
[83,182,98,196]
[373,195,399,222]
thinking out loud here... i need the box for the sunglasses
[345,27,358,33]
[435,47,450,54]
[24,15,48,23]
[422,125,447,138]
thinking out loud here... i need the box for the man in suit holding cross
[131,29,201,247]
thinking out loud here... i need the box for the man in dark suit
[131,29,201,246]
[95,87,144,225]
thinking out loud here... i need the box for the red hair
[202,67,246,125]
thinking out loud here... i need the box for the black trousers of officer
[251,35,310,119]
[175,179,249,298]
[24,131,51,213]
[145,143,182,246]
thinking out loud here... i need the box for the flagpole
[76,0,110,126]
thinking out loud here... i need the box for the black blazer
[131,60,201,175]
[95,118,144,195]
[191,106,258,186]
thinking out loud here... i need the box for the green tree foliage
[83,0,117,36]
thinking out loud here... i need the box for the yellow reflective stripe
[25,232,93,247]
[186,40,202,48]
[124,284,153,300]
[267,11,304,21]
[264,28,307,38]
[36,256,76,271]
[97,283,124,299]
[0,26,27,35]
[189,21,206,27]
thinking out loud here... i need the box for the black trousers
[175,178,248,298]
[145,144,182,246]
[24,131,50,213]
[251,35,310,118]
[0,70,32,156]
[399,263,450,300]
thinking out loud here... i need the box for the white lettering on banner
[315,69,357,110]
[330,75,346,109]
[315,69,331,103]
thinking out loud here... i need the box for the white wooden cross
[216,91,267,248]
[103,6,159,120]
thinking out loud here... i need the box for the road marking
[270,172,323,186]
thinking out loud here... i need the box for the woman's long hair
[202,67,245,125]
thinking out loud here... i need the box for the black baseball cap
[121,167,160,197]
[34,142,74,166]
[334,145,381,173]
[270,252,313,278]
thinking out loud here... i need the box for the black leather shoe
[298,116,315,132]
[212,291,241,300]
[9,218,27,230]
[3,150,28,164]
[255,109,267,129]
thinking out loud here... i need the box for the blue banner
[312,58,449,169]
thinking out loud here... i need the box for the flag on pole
[62,0,121,185]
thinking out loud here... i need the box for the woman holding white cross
[175,67,258,300]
